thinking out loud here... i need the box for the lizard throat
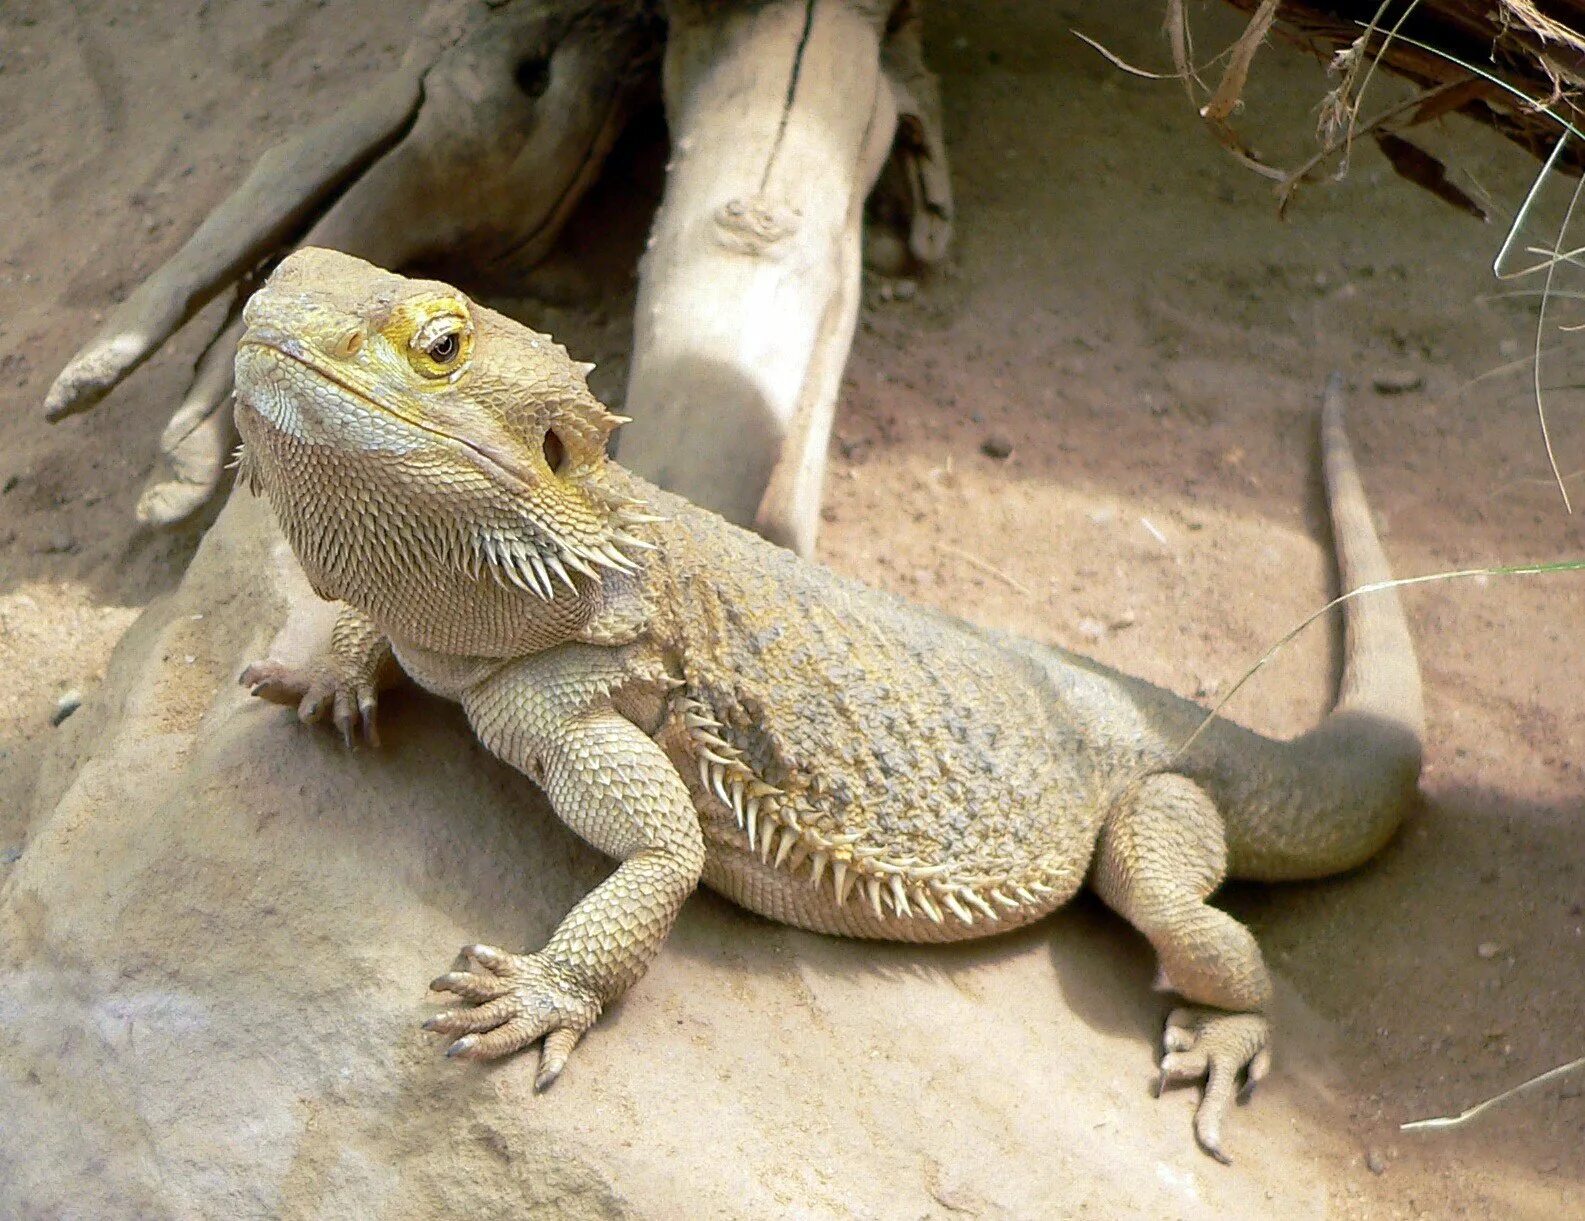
[234,345,661,604]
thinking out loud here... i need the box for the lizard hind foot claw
[424,944,600,1082]
[1154,1007,1271,1165]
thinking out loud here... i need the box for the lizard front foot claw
[240,659,381,747]
[425,943,601,1090]
[1155,1006,1271,1165]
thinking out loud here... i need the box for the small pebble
[1076,618,1106,642]
[891,279,917,301]
[1477,941,1502,959]
[1372,369,1423,395]
[1109,609,1138,630]
[980,434,1014,460]
[41,531,77,555]
[50,690,83,727]
[1365,1148,1387,1175]
[0,846,20,867]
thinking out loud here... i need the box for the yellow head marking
[385,293,475,384]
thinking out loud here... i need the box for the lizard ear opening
[542,428,566,474]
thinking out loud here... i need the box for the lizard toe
[424,994,522,1036]
[240,660,309,706]
[535,1027,583,1090]
[429,969,511,1003]
[1153,1008,1270,1165]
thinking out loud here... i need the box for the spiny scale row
[679,695,1058,926]
[473,503,663,601]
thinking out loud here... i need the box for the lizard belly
[389,639,508,702]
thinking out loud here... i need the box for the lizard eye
[542,428,566,473]
[408,312,471,377]
[426,332,458,363]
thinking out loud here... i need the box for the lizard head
[233,247,653,600]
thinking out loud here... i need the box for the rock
[1477,941,1501,959]
[1366,1148,1387,1175]
[39,531,77,555]
[1371,369,1423,395]
[48,690,82,727]
[980,434,1014,460]
[0,491,1348,1217]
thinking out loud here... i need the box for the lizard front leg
[241,604,395,746]
[425,647,705,1089]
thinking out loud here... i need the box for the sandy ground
[2,0,1582,1215]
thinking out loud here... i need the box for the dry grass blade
[933,542,1034,597]
[1401,1055,1585,1132]
[1333,24,1582,512]
[1322,0,1426,157]
[1276,77,1473,214]
[1529,138,1580,512]
[1502,0,1585,60]
[1169,560,1585,764]
[1071,29,1182,81]
[1165,0,1206,103]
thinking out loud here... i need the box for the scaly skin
[233,248,1424,1161]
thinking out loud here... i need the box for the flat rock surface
[2,1,1582,1217]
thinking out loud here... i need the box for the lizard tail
[1322,371,1425,742]
[1219,373,1424,881]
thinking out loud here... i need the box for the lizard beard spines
[231,441,264,495]
[469,498,665,602]
[677,692,1062,927]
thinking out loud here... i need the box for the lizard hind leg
[1092,772,1274,1164]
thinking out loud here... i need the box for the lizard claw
[1155,1007,1270,1165]
[425,943,600,1087]
[241,659,382,747]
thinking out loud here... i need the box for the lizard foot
[240,659,381,748]
[425,944,601,1091]
[1156,1007,1271,1165]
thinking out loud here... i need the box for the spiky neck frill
[235,408,661,657]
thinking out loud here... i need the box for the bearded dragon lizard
[233,248,1423,1162]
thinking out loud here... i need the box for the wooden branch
[619,0,900,555]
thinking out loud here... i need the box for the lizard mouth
[236,331,543,496]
